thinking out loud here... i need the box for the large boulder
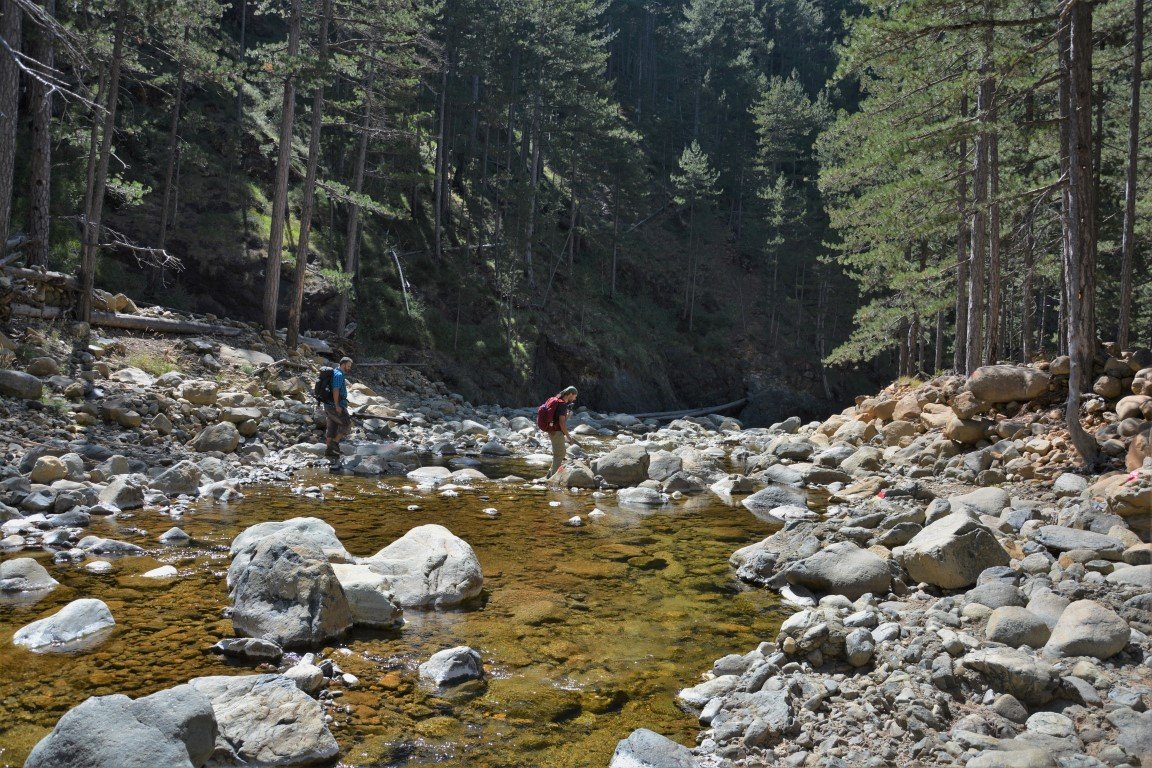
[24,684,218,768]
[961,647,1060,705]
[0,557,58,593]
[192,422,240,453]
[330,564,403,628]
[189,674,339,766]
[150,460,202,497]
[227,517,353,588]
[967,365,1050,404]
[949,487,1011,517]
[178,380,219,405]
[1031,526,1127,561]
[362,524,483,608]
[0,369,43,400]
[98,475,145,510]
[610,729,697,768]
[13,598,116,652]
[1043,600,1131,660]
[741,486,807,522]
[986,607,1051,649]
[593,445,651,487]
[230,538,352,648]
[1128,423,1152,471]
[418,646,485,687]
[899,513,1009,589]
[783,541,891,599]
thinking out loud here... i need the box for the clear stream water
[0,458,785,767]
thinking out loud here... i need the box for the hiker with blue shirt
[324,356,354,458]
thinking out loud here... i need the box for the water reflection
[0,459,784,768]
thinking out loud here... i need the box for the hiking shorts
[324,404,351,441]
[547,431,567,476]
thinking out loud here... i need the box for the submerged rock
[418,646,485,687]
[13,598,116,652]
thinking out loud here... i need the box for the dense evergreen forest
[0,0,1148,420]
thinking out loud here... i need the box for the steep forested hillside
[1,0,1149,426]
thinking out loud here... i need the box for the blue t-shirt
[331,368,348,408]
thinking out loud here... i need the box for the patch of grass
[896,375,924,388]
[126,352,178,376]
[40,393,70,415]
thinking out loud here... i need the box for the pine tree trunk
[524,94,541,286]
[0,0,22,256]
[78,0,127,324]
[985,128,1002,364]
[337,78,372,337]
[26,0,55,268]
[285,0,331,351]
[954,96,970,373]
[152,54,186,292]
[610,179,620,299]
[967,24,993,373]
[1059,0,1100,467]
[1119,0,1143,349]
[433,61,448,260]
[262,0,301,332]
[1022,212,1035,362]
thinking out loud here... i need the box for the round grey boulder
[192,421,240,453]
[24,684,217,768]
[0,557,58,593]
[230,538,352,649]
[967,365,1050,403]
[363,524,483,608]
[784,541,891,600]
[418,645,484,687]
[1044,600,1131,660]
[0,369,43,400]
[986,607,1051,648]
[610,728,697,768]
[593,444,651,487]
[899,513,1009,589]
[14,598,115,652]
[150,460,202,496]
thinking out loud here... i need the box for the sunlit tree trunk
[78,0,127,323]
[1119,0,1143,349]
[262,0,301,332]
[0,0,22,256]
[1059,0,1099,467]
[286,0,332,350]
[26,0,55,267]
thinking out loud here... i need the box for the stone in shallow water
[610,728,697,768]
[0,557,58,593]
[23,684,217,768]
[210,637,284,663]
[189,674,338,766]
[362,524,483,608]
[13,598,116,652]
[419,646,484,687]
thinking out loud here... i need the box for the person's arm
[560,411,581,446]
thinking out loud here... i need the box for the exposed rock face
[899,513,1009,589]
[189,674,339,766]
[150,460,203,496]
[961,647,1060,705]
[363,524,484,608]
[230,537,352,648]
[966,365,1050,404]
[24,685,218,768]
[227,517,354,589]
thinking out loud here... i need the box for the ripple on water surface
[0,460,785,768]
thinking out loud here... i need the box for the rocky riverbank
[1,312,1150,768]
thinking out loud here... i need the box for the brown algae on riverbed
[0,463,785,767]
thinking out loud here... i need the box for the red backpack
[536,396,563,432]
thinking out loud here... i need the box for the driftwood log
[10,303,241,336]
[629,398,748,421]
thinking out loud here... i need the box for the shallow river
[0,459,785,767]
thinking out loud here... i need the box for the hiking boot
[325,443,341,457]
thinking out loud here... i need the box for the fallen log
[3,266,79,289]
[91,311,242,336]
[629,398,748,421]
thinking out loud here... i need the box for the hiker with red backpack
[315,356,354,459]
[538,385,582,478]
